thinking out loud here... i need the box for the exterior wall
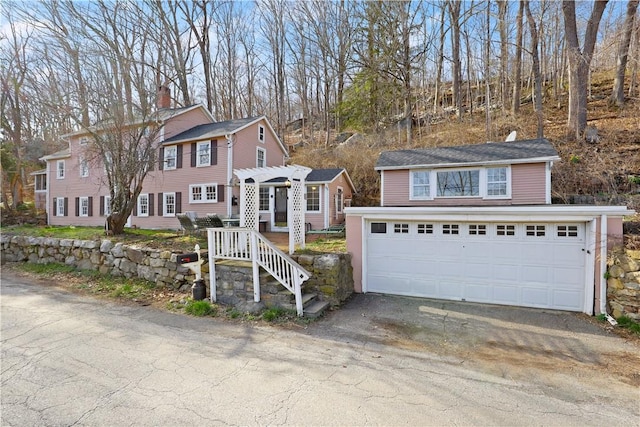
[381,163,547,207]
[511,163,547,205]
[327,174,353,225]
[231,120,286,170]
[162,107,212,141]
[345,214,363,293]
[34,191,47,211]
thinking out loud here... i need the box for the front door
[274,187,288,225]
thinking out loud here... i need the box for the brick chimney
[157,85,171,109]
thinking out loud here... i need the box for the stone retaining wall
[0,235,353,310]
[607,248,640,321]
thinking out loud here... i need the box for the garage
[365,220,589,311]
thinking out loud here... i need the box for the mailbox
[177,253,199,264]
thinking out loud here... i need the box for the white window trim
[163,192,176,216]
[79,196,89,217]
[137,194,149,217]
[410,170,432,200]
[259,187,271,212]
[306,185,321,213]
[79,157,89,178]
[336,186,344,214]
[189,183,218,204]
[164,145,177,170]
[256,147,266,168]
[104,196,112,216]
[56,197,65,216]
[56,160,65,179]
[196,141,210,167]
[408,166,512,200]
[258,125,265,143]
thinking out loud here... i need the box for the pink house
[38,91,352,234]
[346,139,633,315]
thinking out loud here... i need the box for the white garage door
[366,221,588,311]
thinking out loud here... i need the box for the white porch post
[239,179,246,227]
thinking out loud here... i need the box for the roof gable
[376,139,560,170]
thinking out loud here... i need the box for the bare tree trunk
[630,22,640,97]
[485,0,491,140]
[525,1,544,139]
[562,0,609,140]
[498,0,509,114]
[610,0,639,107]
[511,1,524,114]
[448,1,462,119]
[433,3,446,114]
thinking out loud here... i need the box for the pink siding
[34,192,46,211]
[327,174,353,225]
[511,163,547,204]
[231,120,286,169]
[345,215,363,293]
[382,163,548,207]
[162,107,212,141]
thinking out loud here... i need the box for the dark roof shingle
[376,139,559,169]
[163,117,260,144]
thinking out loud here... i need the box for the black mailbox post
[177,246,207,301]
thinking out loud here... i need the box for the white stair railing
[207,228,311,316]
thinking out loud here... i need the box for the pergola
[234,165,312,254]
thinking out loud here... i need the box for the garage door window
[394,223,409,234]
[526,225,546,236]
[496,224,515,236]
[469,224,487,235]
[557,225,578,237]
[442,224,459,235]
[417,223,434,234]
[371,222,387,234]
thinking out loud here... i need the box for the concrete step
[303,300,330,318]
[302,293,317,306]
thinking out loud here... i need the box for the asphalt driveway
[309,293,640,388]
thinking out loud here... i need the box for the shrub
[185,300,216,317]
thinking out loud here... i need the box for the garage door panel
[365,221,587,312]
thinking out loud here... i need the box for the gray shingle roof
[163,117,261,144]
[265,168,345,184]
[376,139,559,169]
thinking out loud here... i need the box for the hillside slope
[287,75,640,211]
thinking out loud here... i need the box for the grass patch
[20,262,77,275]
[299,237,346,253]
[616,315,640,335]
[262,307,296,322]
[185,300,216,317]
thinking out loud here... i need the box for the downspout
[599,214,617,325]
[226,134,233,217]
[45,161,50,225]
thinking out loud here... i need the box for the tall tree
[511,0,524,114]
[524,1,544,138]
[448,0,463,119]
[562,0,609,140]
[497,0,510,113]
[610,0,639,107]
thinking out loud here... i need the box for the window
[417,223,433,234]
[259,187,270,211]
[137,194,149,217]
[306,185,320,212]
[80,157,89,178]
[526,225,546,237]
[56,160,65,179]
[437,170,479,197]
[35,174,46,191]
[469,224,487,235]
[256,147,266,168]
[55,197,65,216]
[443,224,459,235]
[336,188,344,214]
[189,183,217,203]
[487,167,508,197]
[104,196,112,216]
[371,222,387,234]
[496,224,515,236]
[79,197,89,217]
[164,145,177,170]
[394,223,409,234]
[163,192,176,216]
[258,125,265,142]
[79,137,88,145]
[196,141,210,167]
[411,171,431,199]
[557,225,578,237]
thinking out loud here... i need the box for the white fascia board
[345,205,635,221]
[374,156,561,171]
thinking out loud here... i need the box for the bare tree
[448,0,463,119]
[511,1,524,114]
[524,1,544,138]
[610,0,639,107]
[562,0,609,140]
[497,0,510,113]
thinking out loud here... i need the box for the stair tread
[304,300,330,318]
